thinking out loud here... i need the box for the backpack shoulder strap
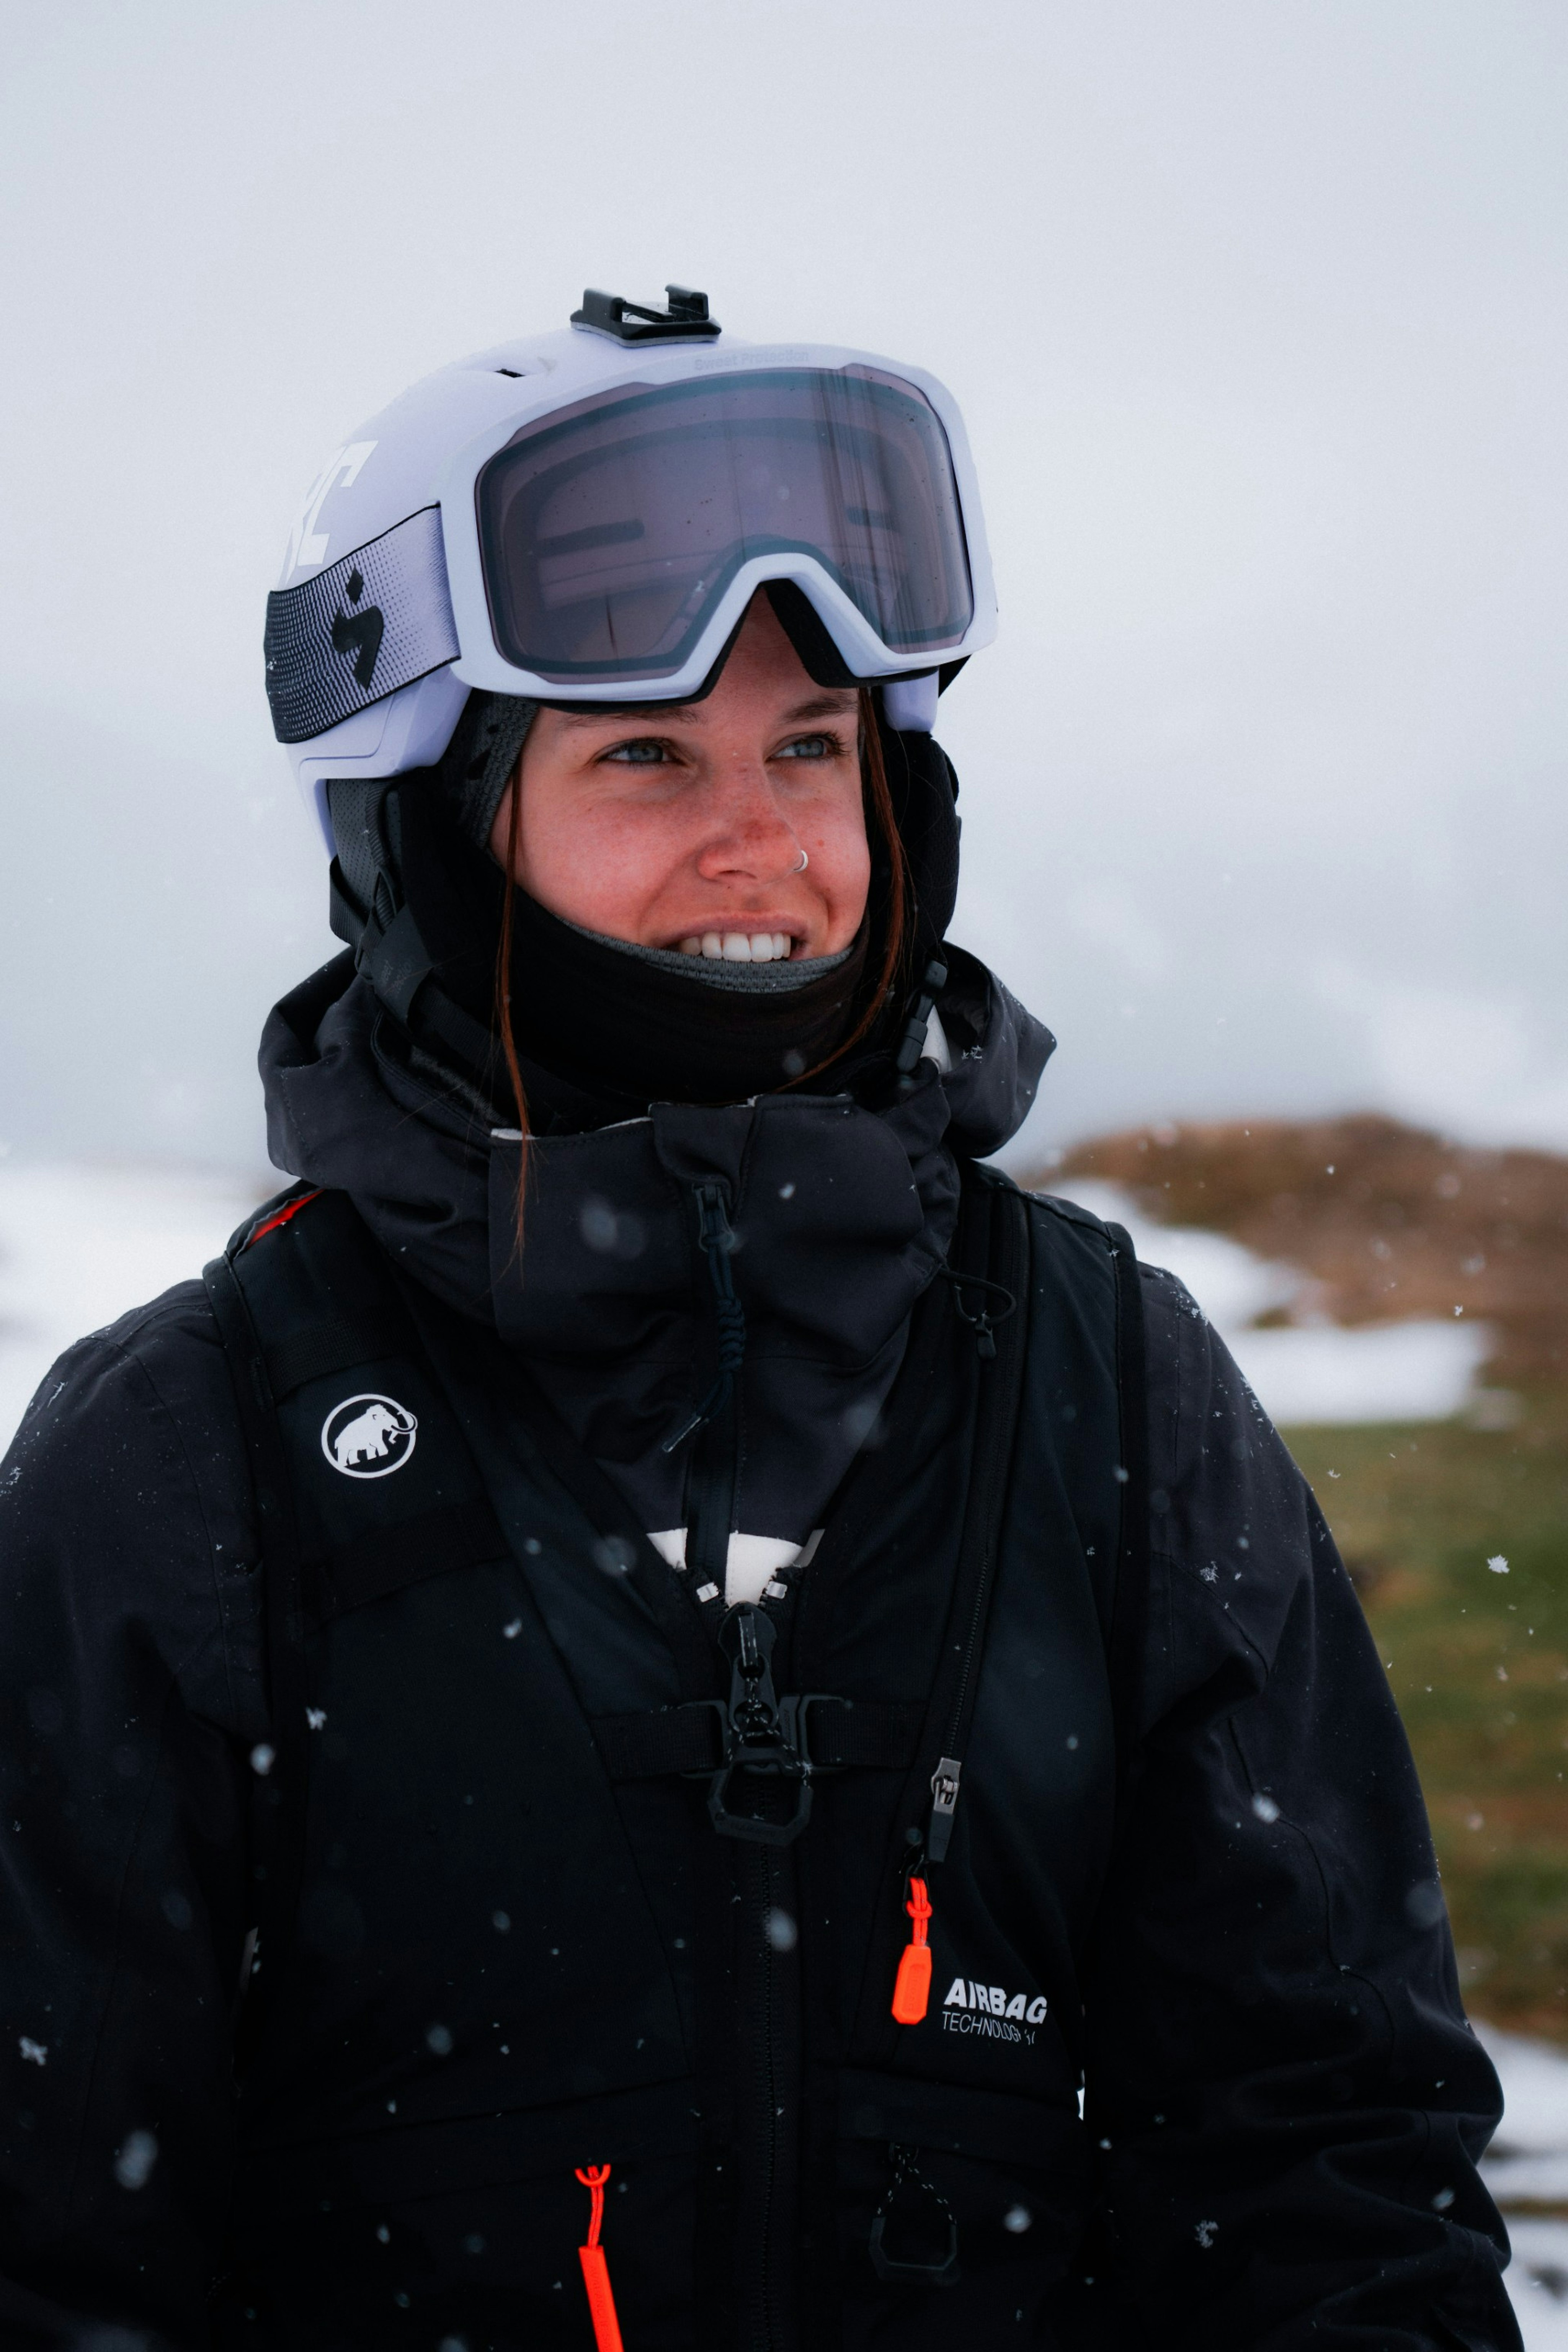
[203,1184,440,2073]
[203,1214,314,2073]
[1103,1217,1148,1813]
[1026,1188,1149,1812]
[916,1158,1033,1865]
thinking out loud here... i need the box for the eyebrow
[548,689,859,730]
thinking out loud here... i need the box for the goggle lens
[475,367,973,682]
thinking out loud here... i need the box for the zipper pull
[575,2164,626,2352]
[891,1868,933,2025]
[938,1266,1016,1361]
[926,1753,963,1864]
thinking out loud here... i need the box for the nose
[693,759,806,886]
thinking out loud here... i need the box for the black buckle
[868,2145,961,2285]
[702,1609,832,1846]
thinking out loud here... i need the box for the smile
[676,932,795,962]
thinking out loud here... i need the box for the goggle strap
[265,507,460,745]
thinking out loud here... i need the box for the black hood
[261,944,1052,1548]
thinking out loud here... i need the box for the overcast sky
[3,0,1565,1174]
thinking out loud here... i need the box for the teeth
[691,931,794,961]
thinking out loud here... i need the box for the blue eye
[776,734,835,760]
[604,740,668,766]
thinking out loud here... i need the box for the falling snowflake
[1194,2219,1219,2249]
[18,2037,46,2066]
[1251,1793,1281,1824]
[114,2130,158,2190]
[1487,1556,1508,1575]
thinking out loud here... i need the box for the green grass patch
[1287,1401,1568,2042]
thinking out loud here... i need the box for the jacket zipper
[677,1179,794,2349]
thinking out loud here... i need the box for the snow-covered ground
[1057,1179,1495,1426]
[0,1161,265,1451]
[1477,2026,1568,2349]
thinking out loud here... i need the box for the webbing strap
[912,1166,1032,1866]
[201,1249,312,2079]
[327,858,498,1075]
[591,1699,924,1784]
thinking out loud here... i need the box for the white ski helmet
[265,286,997,851]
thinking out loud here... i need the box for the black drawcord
[664,1183,747,1453]
[939,1265,1016,1361]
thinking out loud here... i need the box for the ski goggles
[473,364,975,687]
[264,342,995,744]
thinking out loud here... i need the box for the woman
[0,289,1517,2350]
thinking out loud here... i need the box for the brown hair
[492,686,911,1251]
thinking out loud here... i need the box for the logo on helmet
[321,1393,418,1479]
[330,567,385,689]
[284,439,377,577]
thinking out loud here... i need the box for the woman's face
[489,595,871,962]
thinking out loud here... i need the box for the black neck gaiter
[502,888,872,1106]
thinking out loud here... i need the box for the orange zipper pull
[891,1872,933,2024]
[575,2164,626,2352]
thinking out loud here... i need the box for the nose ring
[791,849,809,874]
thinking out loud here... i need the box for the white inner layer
[923,1006,953,1073]
[648,1527,825,1606]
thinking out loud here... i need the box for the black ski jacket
[0,953,1516,2352]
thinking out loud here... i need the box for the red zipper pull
[575,2164,626,2352]
[891,1872,933,2024]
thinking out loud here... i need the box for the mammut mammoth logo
[321,1393,418,1480]
[330,566,385,690]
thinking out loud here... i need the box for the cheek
[516,781,689,928]
[806,779,874,909]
